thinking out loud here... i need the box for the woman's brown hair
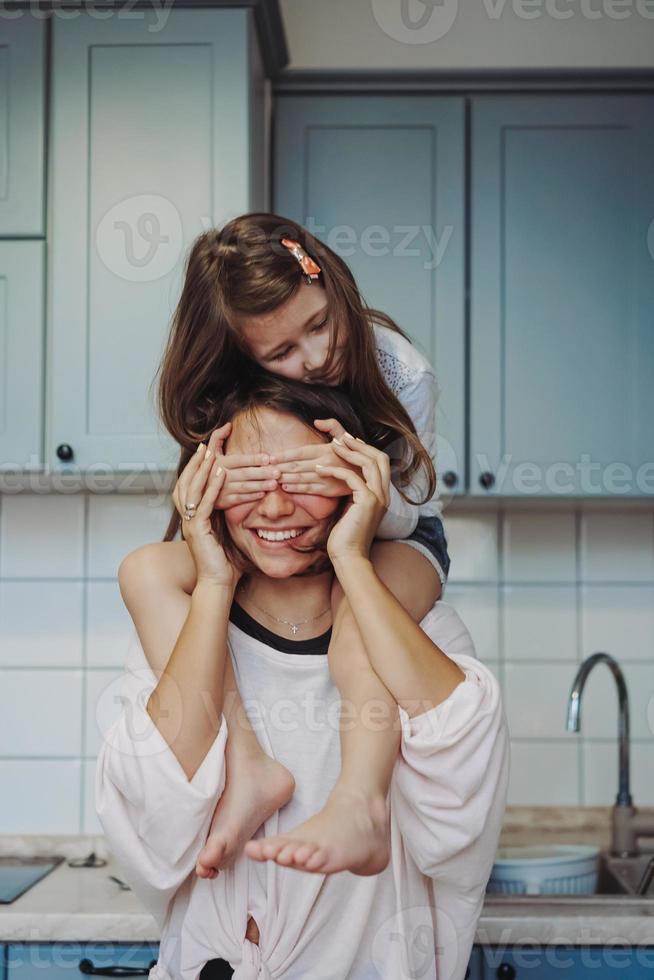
[152,211,437,515]
[160,368,370,576]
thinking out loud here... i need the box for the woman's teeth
[256,528,305,542]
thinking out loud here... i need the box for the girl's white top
[95,600,510,980]
[372,323,444,538]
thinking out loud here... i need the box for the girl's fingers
[315,463,368,495]
[220,451,271,469]
[313,417,347,440]
[229,479,279,493]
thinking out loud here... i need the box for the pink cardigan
[95,600,510,980]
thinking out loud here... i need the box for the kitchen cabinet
[470,95,654,499]
[6,942,159,977]
[0,242,45,469]
[275,92,654,500]
[475,944,654,978]
[0,19,46,237]
[274,94,466,495]
[49,7,268,473]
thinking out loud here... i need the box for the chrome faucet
[566,652,654,857]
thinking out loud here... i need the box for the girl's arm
[375,367,440,539]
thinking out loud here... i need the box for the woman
[95,375,510,980]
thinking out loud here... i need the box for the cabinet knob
[496,965,516,979]
[479,471,495,490]
[56,443,74,462]
[441,470,458,488]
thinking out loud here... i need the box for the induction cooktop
[0,856,65,903]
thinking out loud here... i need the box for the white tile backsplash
[582,740,654,806]
[503,511,577,582]
[0,494,85,578]
[504,662,578,739]
[86,580,137,668]
[0,759,82,832]
[0,492,652,829]
[581,584,654,662]
[444,511,499,582]
[87,493,172,577]
[507,742,580,805]
[580,510,654,582]
[0,669,83,756]
[0,580,84,667]
[503,585,578,662]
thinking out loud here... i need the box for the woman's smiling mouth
[249,527,311,548]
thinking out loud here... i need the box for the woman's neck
[235,572,334,639]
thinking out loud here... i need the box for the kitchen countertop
[1,807,654,946]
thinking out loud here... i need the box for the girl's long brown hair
[152,212,437,537]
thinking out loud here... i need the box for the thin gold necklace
[236,583,332,636]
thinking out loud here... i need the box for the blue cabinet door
[6,942,159,977]
[470,95,654,499]
[479,945,654,978]
[466,945,484,979]
[275,94,466,495]
[0,19,45,236]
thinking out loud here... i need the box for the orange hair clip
[280,237,322,284]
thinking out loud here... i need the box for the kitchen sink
[485,850,654,905]
[0,856,65,903]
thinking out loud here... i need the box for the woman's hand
[172,429,240,590]
[267,418,360,497]
[208,422,283,509]
[314,432,391,561]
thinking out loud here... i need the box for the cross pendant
[290,624,299,635]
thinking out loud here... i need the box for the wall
[280,0,654,70]
[0,492,652,833]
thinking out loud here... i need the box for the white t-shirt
[95,600,509,980]
[372,323,444,538]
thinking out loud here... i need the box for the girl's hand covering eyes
[267,418,360,497]
[314,433,391,561]
[196,421,284,509]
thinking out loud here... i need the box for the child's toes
[305,847,329,871]
[291,842,321,866]
[275,840,302,865]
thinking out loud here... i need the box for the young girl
[153,212,452,879]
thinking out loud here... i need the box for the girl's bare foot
[243,785,390,876]
[196,749,295,878]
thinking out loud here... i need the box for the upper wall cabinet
[470,95,654,499]
[0,241,45,469]
[0,19,46,236]
[49,8,267,473]
[274,95,466,495]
